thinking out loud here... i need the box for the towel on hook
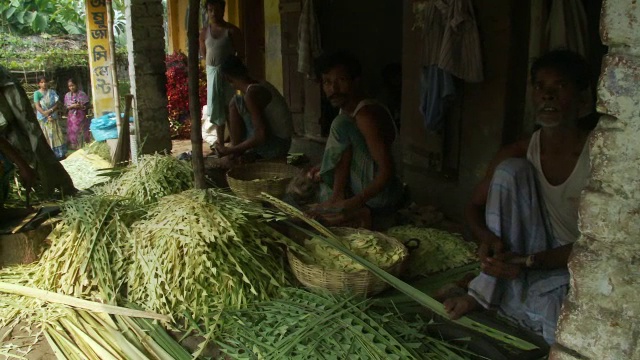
[419,65,456,132]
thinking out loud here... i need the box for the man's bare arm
[482,243,574,279]
[330,146,352,202]
[353,105,395,204]
[199,26,207,58]
[223,88,268,155]
[465,139,529,260]
[530,243,573,269]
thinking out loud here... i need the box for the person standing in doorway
[200,0,244,147]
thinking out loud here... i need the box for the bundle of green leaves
[303,232,405,272]
[217,288,482,360]
[386,226,478,277]
[127,189,301,328]
[32,195,144,303]
[98,154,194,206]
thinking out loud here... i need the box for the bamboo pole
[0,282,170,322]
[188,0,206,188]
[112,94,133,166]
[105,0,121,136]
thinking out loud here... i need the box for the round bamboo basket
[227,162,299,201]
[288,227,408,296]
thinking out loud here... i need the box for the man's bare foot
[433,283,466,302]
[443,294,479,320]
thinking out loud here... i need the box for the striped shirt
[420,0,483,82]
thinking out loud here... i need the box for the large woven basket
[227,162,300,201]
[288,227,408,296]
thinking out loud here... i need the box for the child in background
[64,78,91,149]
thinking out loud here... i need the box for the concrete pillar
[551,1,640,359]
[125,0,172,155]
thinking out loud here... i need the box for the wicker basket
[226,162,300,201]
[288,227,408,296]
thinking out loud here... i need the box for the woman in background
[64,78,90,149]
[34,76,66,160]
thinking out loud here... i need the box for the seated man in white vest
[442,50,597,344]
[212,55,293,166]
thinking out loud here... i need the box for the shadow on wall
[315,0,403,136]
[316,0,403,99]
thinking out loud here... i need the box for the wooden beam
[188,0,205,189]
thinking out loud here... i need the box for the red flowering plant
[165,51,207,139]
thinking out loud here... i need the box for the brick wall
[550,1,640,359]
[125,0,172,155]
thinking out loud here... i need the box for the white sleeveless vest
[526,130,590,245]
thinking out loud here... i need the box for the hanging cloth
[523,0,590,132]
[547,0,589,56]
[418,0,482,132]
[419,65,456,131]
[297,0,322,79]
[422,0,484,83]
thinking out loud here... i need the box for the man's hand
[307,166,321,183]
[307,196,341,216]
[332,195,364,212]
[481,252,523,280]
[214,142,229,156]
[477,232,504,262]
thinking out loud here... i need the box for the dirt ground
[171,136,326,164]
[171,138,211,158]
[0,322,54,360]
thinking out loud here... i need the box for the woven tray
[227,162,300,201]
[288,227,408,296]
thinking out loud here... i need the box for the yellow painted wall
[167,0,240,54]
[226,0,241,27]
[167,0,188,53]
[84,0,116,116]
[264,1,283,93]
[166,0,281,91]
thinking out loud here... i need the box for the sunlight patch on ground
[60,150,111,190]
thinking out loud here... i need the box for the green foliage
[0,0,126,37]
[0,33,128,71]
[0,0,83,35]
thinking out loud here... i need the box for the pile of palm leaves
[217,288,483,360]
[127,189,303,327]
[32,195,143,302]
[83,141,112,162]
[98,155,193,205]
[386,226,478,277]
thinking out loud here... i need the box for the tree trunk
[188,0,206,189]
